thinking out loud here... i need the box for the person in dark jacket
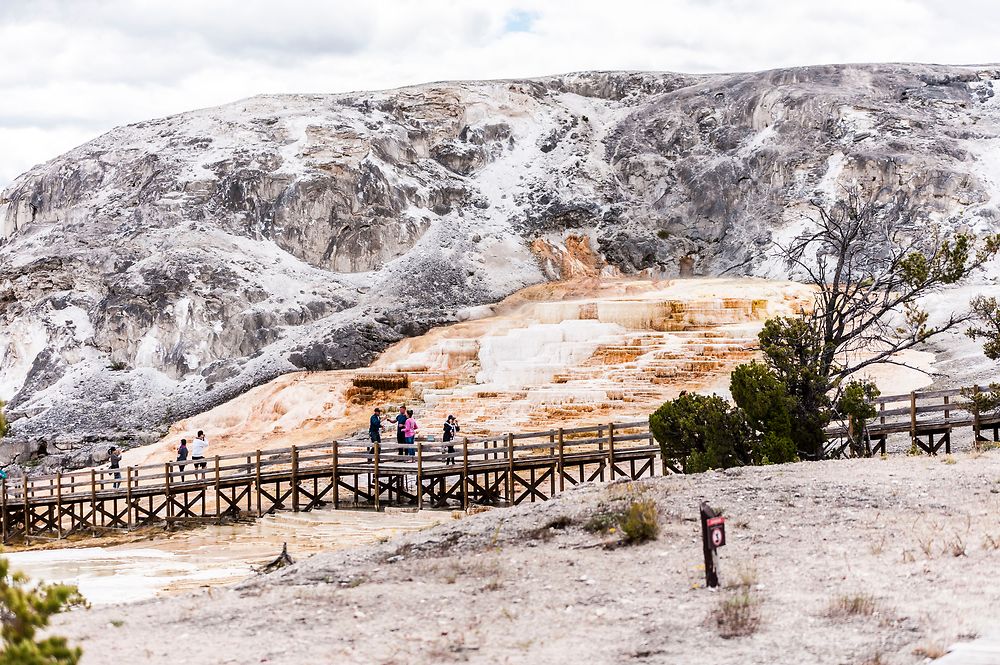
[394,405,408,456]
[443,415,460,465]
[368,408,384,454]
[108,446,122,489]
[177,438,189,480]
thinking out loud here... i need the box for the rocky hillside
[2,64,1000,458]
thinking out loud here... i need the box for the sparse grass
[946,535,967,557]
[918,536,935,558]
[913,643,948,659]
[527,515,575,541]
[109,619,124,627]
[827,593,878,619]
[583,508,619,534]
[942,455,957,465]
[869,534,886,556]
[725,564,758,590]
[983,534,1000,550]
[860,653,887,665]
[712,591,762,638]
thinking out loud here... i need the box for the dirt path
[51,451,1000,664]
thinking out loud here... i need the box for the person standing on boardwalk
[395,406,408,457]
[191,430,208,474]
[176,438,189,481]
[108,446,122,489]
[368,408,384,454]
[443,415,460,465]
[404,409,419,457]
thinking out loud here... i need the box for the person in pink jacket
[403,409,419,457]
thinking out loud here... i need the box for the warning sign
[706,516,726,548]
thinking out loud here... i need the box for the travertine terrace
[121,277,815,466]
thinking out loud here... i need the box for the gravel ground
[52,451,1000,665]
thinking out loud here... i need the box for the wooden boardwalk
[824,385,1000,458]
[1,420,669,544]
[4,383,998,544]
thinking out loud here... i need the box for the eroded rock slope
[2,64,1000,457]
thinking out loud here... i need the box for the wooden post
[416,438,423,511]
[373,442,381,511]
[598,425,606,481]
[462,437,470,510]
[2,477,8,544]
[608,423,616,480]
[164,462,173,524]
[125,467,133,530]
[909,391,918,450]
[290,446,299,512]
[700,502,721,588]
[90,469,97,531]
[557,428,565,492]
[973,385,982,439]
[22,471,30,546]
[332,441,340,510]
[214,456,221,522]
[255,450,262,517]
[506,433,514,506]
[55,472,63,539]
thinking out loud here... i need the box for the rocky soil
[53,451,1000,664]
[4,64,1000,458]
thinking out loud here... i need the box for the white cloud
[2,0,1000,187]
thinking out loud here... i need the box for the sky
[2,0,1000,188]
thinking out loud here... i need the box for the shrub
[650,393,753,473]
[619,499,659,544]
[0,402,8,439]
[0,556,85,664]
[713,591,761,638]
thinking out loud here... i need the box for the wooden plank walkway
[823,384,1000,458]
[4,382,998,544]
[1,420,671,544]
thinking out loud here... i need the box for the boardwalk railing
[1,420,666,544]
[826,384,1000,457]
[5,384,998,544]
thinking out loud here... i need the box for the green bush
[619,499,659,544]
[0,402,8,439]
[0,557,84,664]
[650,393,753,473]
[730,362,798,465]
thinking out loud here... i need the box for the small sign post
[700,502,726,587]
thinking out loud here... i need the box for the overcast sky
[2,0,999,188]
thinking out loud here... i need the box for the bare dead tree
[775,186,1000,386]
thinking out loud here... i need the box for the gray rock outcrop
[2,64,1000,460]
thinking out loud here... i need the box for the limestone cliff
[2,64,999,460]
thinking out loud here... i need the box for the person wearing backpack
[443,415,460,465]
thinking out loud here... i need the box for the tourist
[177,438,189,480]
[404,409,419,457]
[369,407,383,455]
[443,415,460,465]
[191,430,208,471]
[395,405,408,456]
[108,446,122,489]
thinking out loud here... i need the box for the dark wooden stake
[700,502,720,588]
